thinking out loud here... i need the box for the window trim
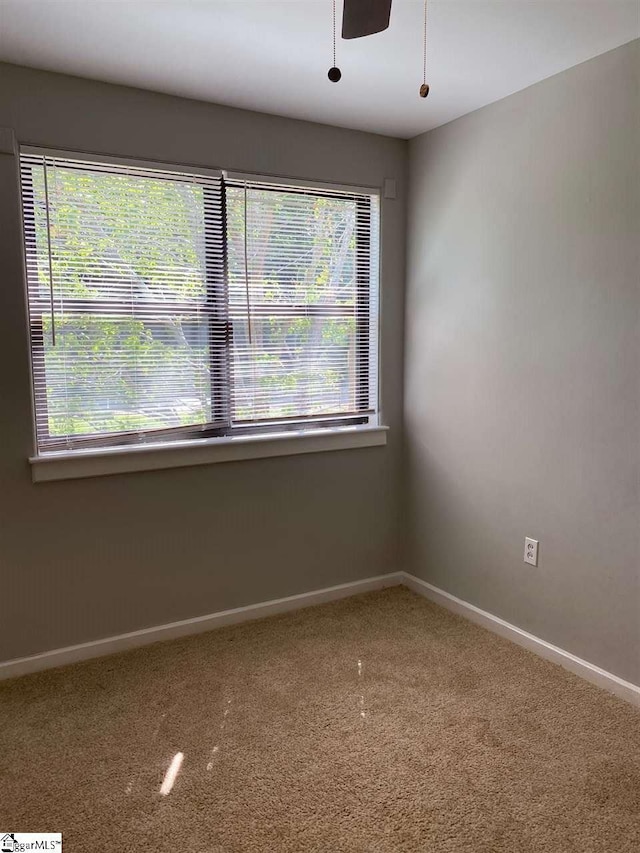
[28,424,388,482]
[21,145,225,182]
[224,170,379,198]
[19,146,384,469]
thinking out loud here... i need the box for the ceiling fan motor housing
[342,0,392,39]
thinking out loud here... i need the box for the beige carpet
[1,586,638,852]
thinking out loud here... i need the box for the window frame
[19,147,382,460]
[223,179,374,432]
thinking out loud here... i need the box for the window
[20,150,380,458]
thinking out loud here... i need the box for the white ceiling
[0,1,638,138]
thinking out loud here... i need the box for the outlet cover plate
[524,537,539,566]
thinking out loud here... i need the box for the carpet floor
[1,586,638,852]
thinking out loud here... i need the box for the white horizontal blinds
[20,152,227,451]
[226,180,379,425]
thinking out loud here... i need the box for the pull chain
[243,183,253,346]
[328,0,342,82]
[333,0,336,67]
[420,0,430,98]
[42,158,56,346]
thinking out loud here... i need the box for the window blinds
[20,149,379,454]
[20,152,227,450]
[225,179,379,425]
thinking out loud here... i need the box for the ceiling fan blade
[342,0,392,40]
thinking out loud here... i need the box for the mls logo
[0,834,62,851]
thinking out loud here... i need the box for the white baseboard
[402,572,640,708]
[3,569,639,708]
[0,571,404,681]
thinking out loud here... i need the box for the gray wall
[0,63,407,662]
[2,42,637,682]
[405,40,640,684]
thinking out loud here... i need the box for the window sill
[29,424,388,483]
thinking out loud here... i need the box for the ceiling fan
[328,0,430,98]
[341,0,392,40]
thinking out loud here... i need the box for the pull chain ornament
[420,0,429,97]
[328,0,342,82]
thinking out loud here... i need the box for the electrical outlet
[524,537,538,566]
